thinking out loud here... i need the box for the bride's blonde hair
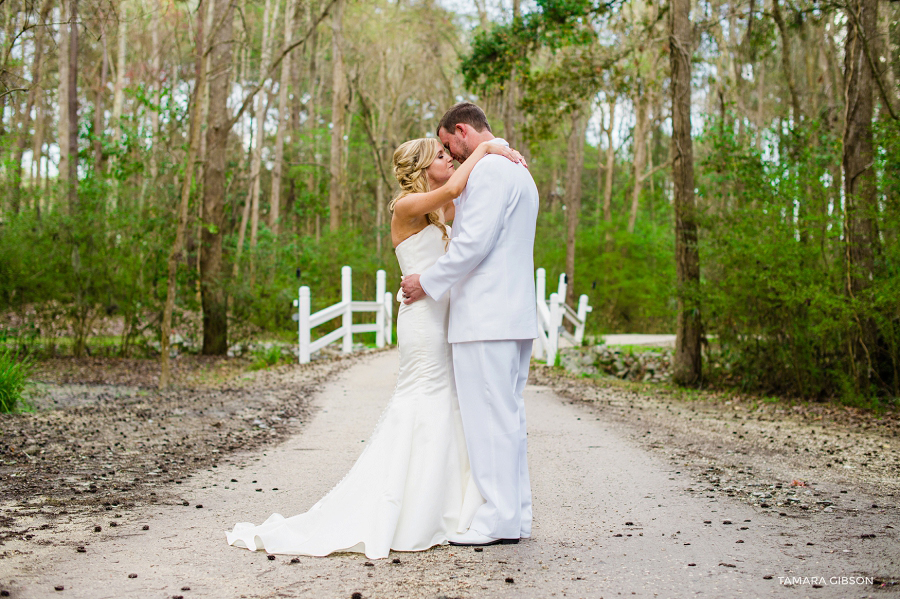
[391,138,449,243]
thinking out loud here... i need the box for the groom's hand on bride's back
[401,274,427,305]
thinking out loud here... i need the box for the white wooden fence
[293,265,590,366]
[533,268,592,366]
[292,266,393,364]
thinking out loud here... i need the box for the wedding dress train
[226,224,484,559]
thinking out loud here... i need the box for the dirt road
[1,350,896,598]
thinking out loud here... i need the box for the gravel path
[1,350,896,598]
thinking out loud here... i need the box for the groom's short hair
[437,102,492,136]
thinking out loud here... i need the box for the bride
[225,137,526,559]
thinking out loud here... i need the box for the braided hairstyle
[390,138,449,244]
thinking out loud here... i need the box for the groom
[400,102,539,546]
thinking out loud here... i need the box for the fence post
[548,291,560,366]
[342,266,353,353]
[536,268,546,307]
[557,273,567,303]
[575,294,591,346]
[533,269,546,360]
[533,326,545,361]
[375,270,386,348]
[298,286,311,363]
[383,291,393,345]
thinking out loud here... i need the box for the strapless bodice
[394,224,448,277]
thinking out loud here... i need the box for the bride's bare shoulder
[391,214,428,248]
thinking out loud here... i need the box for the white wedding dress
[226,224,484,559]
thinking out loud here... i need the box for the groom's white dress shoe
[448,530,520,546]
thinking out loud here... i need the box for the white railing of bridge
[293,266,589,366]
[533,268,592,366]
[292,266,393,364]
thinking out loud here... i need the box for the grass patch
[572,369,714,402]
[2,335,123,348]
[606,344,669,355]
[1,335,150,358]
[249,345,293,371]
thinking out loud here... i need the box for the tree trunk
[670,0,702,386]
[248,0,276,282]
[842,0,878,387]
[375,177,385,254]
[564,106,588,308]
[232,42,251,279]
[11,0,52,213]
[356,85,393,255]
[627,92,648,234]
[237,36,248,144]
[284,26,301,234]
[773,0,810,240]
[57,2,69,209]
[772,0,802,124]
[160,0,208,388]
[142,0,161,213]
[328,0,347,232]
[31,98,46,216]
[878,1,897,116]
[64,0,82,357]
[270,0,299,239]
[502,0,523,155]
[67,0,79,213]
[196,0,215,306]
[503,74,524,154]
[109,0,127,207]
[473,0,489,28]
[234,176,253,276]
[93,20,108,171]
[306,0,320,238]
[233,107,254,279]
[546,164,559,213]
[802,20,820,120]
[602,98,615,250]
[200,0,234,355]
[755,59,765,152]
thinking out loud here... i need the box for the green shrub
[0,349,33,413]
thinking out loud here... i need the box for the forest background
[0,0,898,405]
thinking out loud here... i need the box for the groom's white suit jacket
[420,139,539,344]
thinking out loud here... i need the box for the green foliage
[461,0,619,140]
[697,115,899,406]
[0,202,172,357]
[534,218,676,333]
[227,228,398,344]
[462,0,603,94]
[529,128,675,334]
[463,21,532,96]
[0,348,32,413]
[0,124,176,357]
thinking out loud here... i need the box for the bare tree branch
[226,0,339,130]
[639,157,674,183]
[0,87,27,99]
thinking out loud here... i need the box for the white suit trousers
[452,339,533,540]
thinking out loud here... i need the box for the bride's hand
[482,142,529,168]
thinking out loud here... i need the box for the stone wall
[559,345,672,382]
